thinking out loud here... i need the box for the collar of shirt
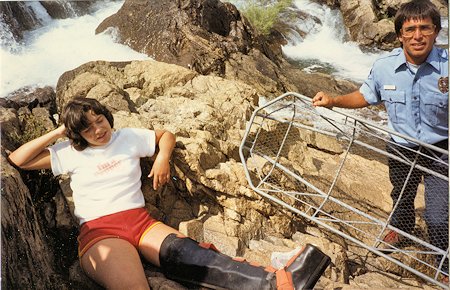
[394,46,443,72]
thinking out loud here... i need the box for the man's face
[399,17,438,65]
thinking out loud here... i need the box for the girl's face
[80,111,112,147]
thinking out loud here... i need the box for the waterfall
[53,0,78,18]
[225,0,386,82]
[0,17,20,52]
[1,1,149,98]
[1,0,448,98]
[0,2,51,52]
[227,0,448,83]
[24,2,52,25]
[282,0,385,83]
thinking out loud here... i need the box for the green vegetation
[240,0,293,36]
[8,113,59,204]
[9,113,51,146]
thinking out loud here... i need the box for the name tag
[383,85,396,90]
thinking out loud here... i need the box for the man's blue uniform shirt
[360,46,448,147]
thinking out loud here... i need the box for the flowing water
[0,1,148,97]
[1,0,448,98]
[283,0,384,83]
[229,0,448,83]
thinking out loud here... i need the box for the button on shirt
[360,46,448,147]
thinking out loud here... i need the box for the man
[312,0,448,279]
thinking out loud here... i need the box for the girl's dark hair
[61,97,114,151]
[394,0,441,36]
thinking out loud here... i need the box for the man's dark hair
[394,0,441,36]
[62,97,114,151]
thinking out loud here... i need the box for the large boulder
[339,0,398,50]
[95,0,359,97]
[55,59,355,285]
[1,104,69,289]
[96,0,278,74]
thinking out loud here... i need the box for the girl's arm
[149,129,176,190]
[8,125,66,170]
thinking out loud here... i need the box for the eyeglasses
[401,24,436,37]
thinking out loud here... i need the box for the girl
[9,97,330,290]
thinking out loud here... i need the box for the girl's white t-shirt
[48,128,156,224]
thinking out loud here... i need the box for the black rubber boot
[284,243,332,289]
[159,234,331,290]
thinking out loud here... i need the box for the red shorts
[78,208,161,257]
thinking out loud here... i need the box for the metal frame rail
[239,92,449,289]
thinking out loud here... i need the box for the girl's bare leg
[138,223,183,266]
[81,238,149,290]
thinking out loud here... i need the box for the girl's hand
[148,154,171,190]
[55,124,67,138]
[150,130,175,190]
[8,124,66,170]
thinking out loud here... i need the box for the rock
[0,2,41,43]
[338,0,448,50]
[39,1,96,19]
[349,271,427,289]
[55,61,136,113]
[179,219,204,242]
[96,0,266,73]
[145,268,191,290]
[1,144,66,289]
[95,0,359,97]
[292,232,350,283]
[3,58,442,289]
[5,86,57,115]
[146,276,187,290]
[339,0,398,50]
[0,107,21,151]
[0,1,97,45]
[203,215,243,257]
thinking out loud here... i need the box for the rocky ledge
[1,0,447,289]
[1,60,440,290]
[95,0,359,97]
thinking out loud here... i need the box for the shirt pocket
[423,92,448,127]
[380,90,407,124]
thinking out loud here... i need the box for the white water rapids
[0,1,148,97]
[1,0,448,98]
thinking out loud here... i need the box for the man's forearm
[331,91,370,109]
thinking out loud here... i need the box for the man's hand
[312,91,334,108]
[312,91,369,109]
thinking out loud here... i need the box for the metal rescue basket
[239,92,449,289]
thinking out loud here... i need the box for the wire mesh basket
[239,92,449,289]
